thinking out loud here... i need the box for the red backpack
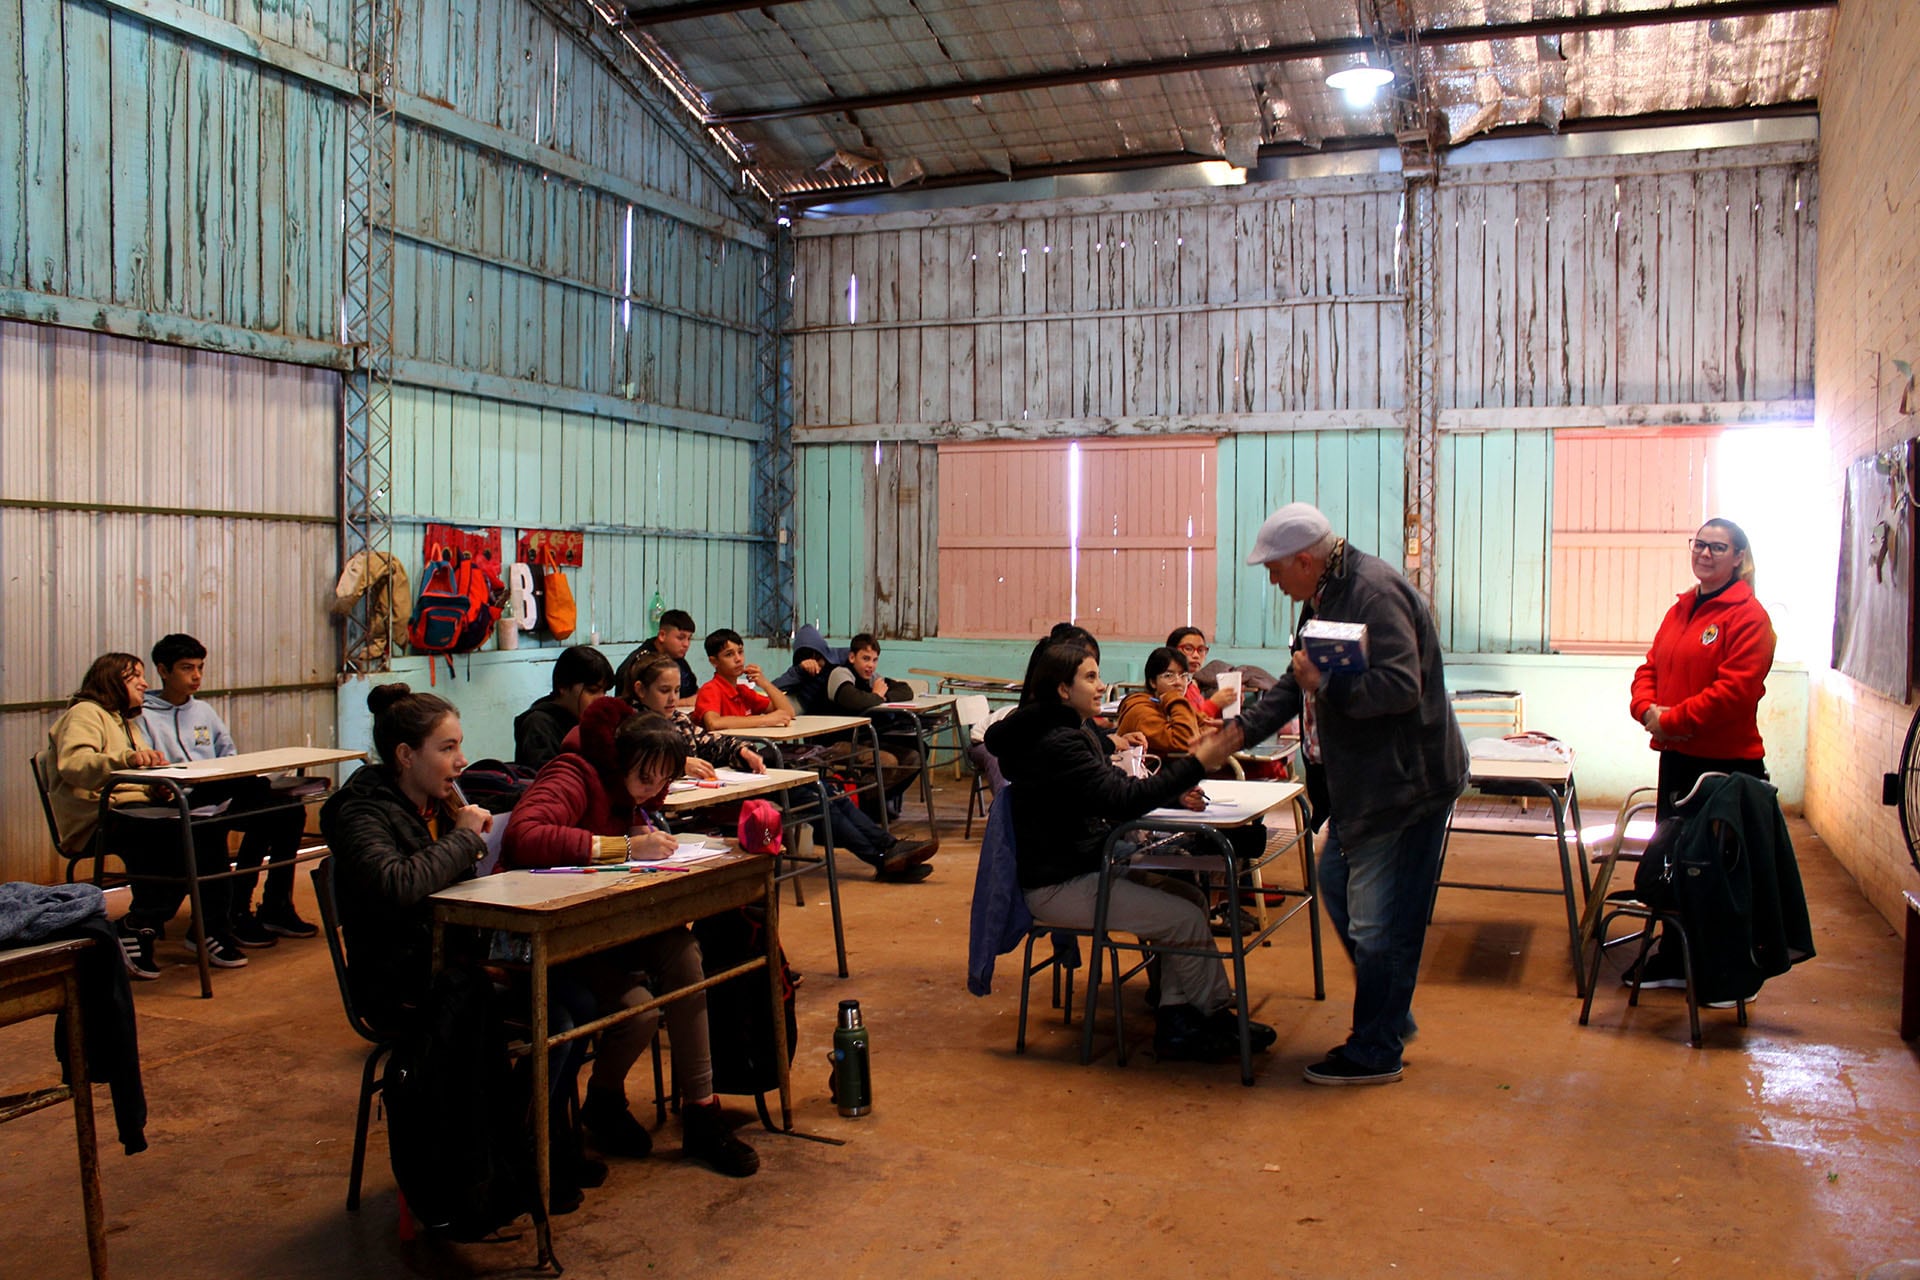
[409,545,502,681]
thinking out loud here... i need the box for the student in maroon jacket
[503,698,759,1178]
[1630,517,1777,821]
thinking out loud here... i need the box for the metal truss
[750,225,796,644]
[340,0,399,672]
[1371,0,1445,601]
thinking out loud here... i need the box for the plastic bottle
[647,590,666,631]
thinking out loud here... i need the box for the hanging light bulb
[1326,58,1394,107]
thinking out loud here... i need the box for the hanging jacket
[966,787,1030,996]
[1630,579,1776,760]
[1633,772,1814,1003]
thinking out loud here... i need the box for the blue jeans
[1318,806,1450,1072]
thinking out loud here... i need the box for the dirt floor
[3,777,1917,1279]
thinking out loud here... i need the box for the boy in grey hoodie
[146,634,318,946]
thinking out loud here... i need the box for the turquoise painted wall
[1438,430,1553,653]
[794,443,872,636]
[1216,430,1406,648]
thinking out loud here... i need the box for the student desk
[906,668,1023,705]
[430,852,786,1274]
[1084,779,1324,1086]
[0,938,106,1279]
[106,746,364,997]
[1434,757,1592,995]
[663,766,850,978]
[872,694,961,841]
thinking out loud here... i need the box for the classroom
[2,0,1917,1275]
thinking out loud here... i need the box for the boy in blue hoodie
[146,634,318,947]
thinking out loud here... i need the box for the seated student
[694,630,796,731]
[1167,627,1238,719]
[824,633,925,816]
[616,609,700,710]
[41,652,239,979]
[983,641,1276,1063]
[320,685,600,1212]
[629,656,931,882]
[143,633,318,947]
[503,703,759,1177]
[1116,646,1202,755]
[514,644,613,770]
[771,624,841,716]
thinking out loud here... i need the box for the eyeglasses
[1687,538,1734,556]
[1178,642,1209,655]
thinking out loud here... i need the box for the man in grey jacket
[1229,504,1467,1085]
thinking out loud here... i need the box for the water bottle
[826,999,872,1117]
[647,590,666,631]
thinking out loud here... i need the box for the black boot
[681,1100,759,1177]
[1153,1004,1238,1063]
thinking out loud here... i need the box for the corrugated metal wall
[0,0,781,879]
[0,319,338,884]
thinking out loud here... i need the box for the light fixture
[1326,59,1394,107]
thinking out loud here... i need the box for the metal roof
[576,0,1831,200]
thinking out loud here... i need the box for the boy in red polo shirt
[695,629,798,731]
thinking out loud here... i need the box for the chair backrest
[311,857,387,1047]
[28,752,64,856]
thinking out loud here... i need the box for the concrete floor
[3,779,1917,1279]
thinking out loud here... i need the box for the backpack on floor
[383,965,541,1242]
[692,906,798,1098]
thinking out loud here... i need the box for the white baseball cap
[1245,502,1333,565]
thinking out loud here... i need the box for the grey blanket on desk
[0,881,107,945]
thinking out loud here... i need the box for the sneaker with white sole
[118,923,160,980]
[1303,1050,1403,1086]
[183,934,249,969]
[1703,989,1758,1010]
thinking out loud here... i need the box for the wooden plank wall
[389,384,760,645]
[795,444,872,638]
[790,144,1817,652]
[1216,430,1407,649]
[0,319,339,884]
[1438,146,1818,408]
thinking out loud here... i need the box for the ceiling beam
[784,100,1820,206]
[620,0,810,27]
[708,0,1834,125]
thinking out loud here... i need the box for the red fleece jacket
[1629,579,1775,760]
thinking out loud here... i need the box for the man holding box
[1229,503,1467,1086]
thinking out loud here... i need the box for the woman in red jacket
[503,698,758,1178]
[1630,517,1776,821]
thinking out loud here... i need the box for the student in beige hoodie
[43,652,244,977]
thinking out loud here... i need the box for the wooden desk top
[115,746,364,784]
[1142,779,1304,827]
[430,851,759,915]
[873,694,957,714]
[661,767,818,810]
[0,938,91,1025]
[907,668,1021,690]
[715,714,869,742]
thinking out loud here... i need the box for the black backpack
[693,906,798,1097]
[458,759,540,814]
[383,966,541,1241]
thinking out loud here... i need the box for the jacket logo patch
[1700,624,1720,646]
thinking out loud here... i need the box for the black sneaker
[228,911,279,949]
[257,905,318,939]
[1204,1006,1278,1052]
[581,1091,653,1159]
[117,922,160,981]
[183,934,249,969]
[1303,1050,1402,1086]
[681,1101,759,1177]
[1152,1004,1239,1063]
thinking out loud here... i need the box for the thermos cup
[827,999,872,1117]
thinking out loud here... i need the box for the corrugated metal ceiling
[579,0,1830,200]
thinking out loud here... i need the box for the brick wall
[1808,0,1920,927]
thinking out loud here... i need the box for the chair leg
[1015,933,1041,1054]
[349,1045,387,1212]
[651,1032,667,1126]
[1670,924,1703,1048]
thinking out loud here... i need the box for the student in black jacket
[512,645,613,770]
[983,641,1274,1063]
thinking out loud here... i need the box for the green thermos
[827,999,872,1117]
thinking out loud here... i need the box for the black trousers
[1655,751,1769,822]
